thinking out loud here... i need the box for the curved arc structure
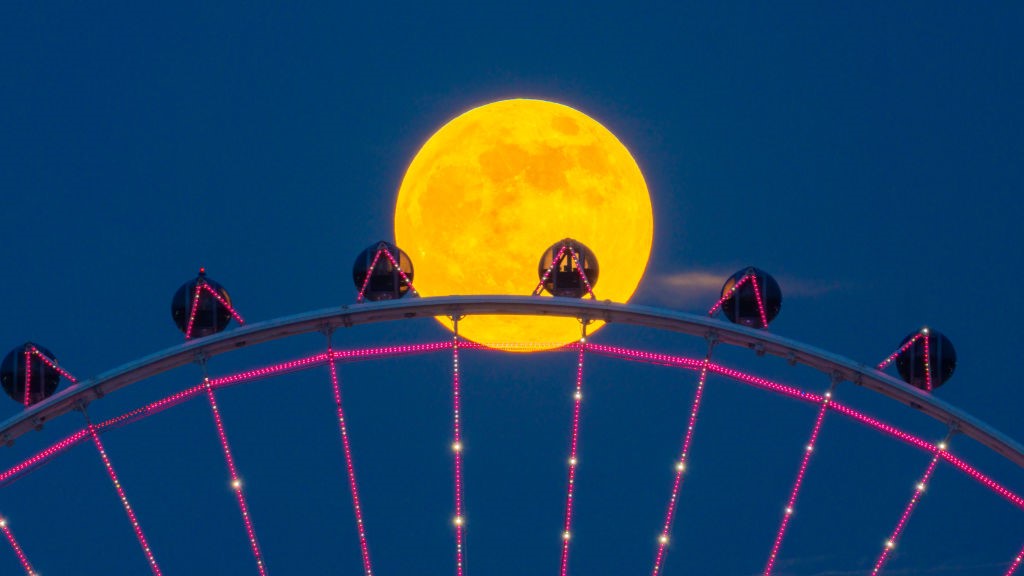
[2,296,1022,469]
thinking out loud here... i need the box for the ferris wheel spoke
[763,384,834,575]
[0,513,37,575]
[870,446,945,575]
[651,340,715,576]
[451,320,467,576]
[559,326,588,576]
[326,337,374,576]
[202,375,268,576]
[1004,542,1024,576]
[85,421,163,575]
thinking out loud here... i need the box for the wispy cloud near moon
[644,268,843,309]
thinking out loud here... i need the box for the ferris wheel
[0,240,1021,576]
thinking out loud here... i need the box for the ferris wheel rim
[1,294,1020,468]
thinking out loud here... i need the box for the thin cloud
[643,268,843,309]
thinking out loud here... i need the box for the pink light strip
[586,343,1024,512]
[651,348,714,576]
[940,451,1024,510]
[1004,543,1024,576]
[184,282,203,340]
[21,350,30,408]
[749,273,770,329]
[876,333,923,371]
[870,452,943,575]
[327,347,374,576]
[87,424,162,575]
[559,338,587,576]
[567,248,597,299]
[98,384,208,430]
[204,380,268,575]
[451,331,465,576]
[533,245,569,296]
[378,246,419,297]
[3,338,1022,535]
[707,273,752,316]
[28,346,78,384]
[355,248,384,302]
[201,283,245,324]
[0,430,90,487]
[923,332,933,392]
[763,394,831,575]
[0,515,36,575]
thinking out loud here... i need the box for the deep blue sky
[1,3,1022,575]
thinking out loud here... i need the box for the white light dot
[569,457,578,466]
[916,483,926,492]
[452,442,462,452]
[785,507,793,515]
[563,531,571,540]
[937,442,947,451]
[659,534,669,544]
[676,461,686,472]
[574,391,582,401]
[885,540,895,549]
[232,479,242,490]
[0,519,6,528]
[454,516,464,526]
[805,444,814,452]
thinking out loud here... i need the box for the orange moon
[394,99,653,348]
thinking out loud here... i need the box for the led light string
[876,332,924,371]
[200,362,268,576]
[1004,543,1024,576]
[84,413,163,575]
[356,246,418,302]
[183,282,205,340]
[559,323,588,576]
[184,281,245,340]
[922,332,933,392]
[0,336,1021,576]
[20,346,79,408]
[451,318,467,576]
[707,273,753,316]
[27,346,78,384]
[567,249,597,299]
[355,249,385,302]
[533,245,569,296]
[326,333,374,576]
[749,274,770,329]
[0,514,36,575]
[378,246,418,298]
[21,348,32,408]
[763,383,834,575]
[870,439,948,575]
[651,339,716,576]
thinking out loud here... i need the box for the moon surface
[394,99,653,348]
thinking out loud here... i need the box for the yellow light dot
[658,534,669,544]
[563,531,571,540]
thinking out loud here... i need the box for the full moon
[394,99,653,348]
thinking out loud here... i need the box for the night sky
[2,3,1022,575]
